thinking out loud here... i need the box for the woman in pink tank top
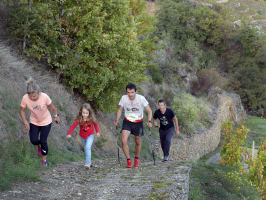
[20,78,60,167]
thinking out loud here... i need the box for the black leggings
[29,123,52,156]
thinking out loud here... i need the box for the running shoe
[162,156,169,162]
[126,159,132,168]
[41,160,47,167]
[134,157,140,167]
[84,164,91,169]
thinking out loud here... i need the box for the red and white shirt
[118,94,149,122]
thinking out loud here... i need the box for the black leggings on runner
[29,123,52,156]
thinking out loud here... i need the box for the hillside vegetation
[154,0,266,117]
[6,0,156,112]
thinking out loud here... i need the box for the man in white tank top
[114,83,152,168]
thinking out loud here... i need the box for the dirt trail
[0,158,191,200]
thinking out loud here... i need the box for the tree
[8,0,156,111]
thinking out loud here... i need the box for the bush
[180,39,204,71]
[220,121,248,170]
[156,0,232,50]
[148,64,163,84]
[162,89,175,107]
[7,0,156,112]
[172,92,211,134]
[246,141,266,197]
[220,121,265,199]
[191,68,227,95]
[229,56,266,117]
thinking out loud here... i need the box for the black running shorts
[121,119,144,136]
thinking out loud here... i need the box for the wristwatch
[54,114,59,118]
[148,120,152,123]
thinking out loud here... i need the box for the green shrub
[156,0,232,50]
[246,141,265,197]
[220,120,265,199]
[229,56,266,117]
[180,39,204,71]
[148,64,163,84]
[162,89,175,107]
[220,121,248,170]
[7,0,156,112]
[172,92,211,134]
[191,68,227,96]
[200,49,219,69]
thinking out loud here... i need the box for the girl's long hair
[76,103,96,123]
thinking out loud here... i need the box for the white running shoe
[84,164,91,169]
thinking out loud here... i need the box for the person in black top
[153,99,179,162]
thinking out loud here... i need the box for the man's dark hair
[126,83,137,92]
[158,99,166,104]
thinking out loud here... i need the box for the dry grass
[145,1,159,16]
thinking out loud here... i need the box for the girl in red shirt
[67,103,100,168]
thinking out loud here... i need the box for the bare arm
[153,119,159,128]
[114,105,123,126]
[145,105,152,121]
[48,103,60,123]
[173,116,179,136]
[48,103,57,115]
[144,105,152,127]
[20,106,29,131]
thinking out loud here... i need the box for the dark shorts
[121,119,144,136]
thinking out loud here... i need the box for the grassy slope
[0,88,84,191]
[189,161,261,200]
[189,115,265,200]
[245,115,266,148]
[201,0,266,32]
[223,0,266,29]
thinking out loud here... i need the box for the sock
[135,156,139,159]
[127,158,131,160]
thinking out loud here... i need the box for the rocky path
[0,159,191,200]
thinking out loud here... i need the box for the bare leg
[121,130,131,159]
[134,136,141,157]
[42,155,47,161]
